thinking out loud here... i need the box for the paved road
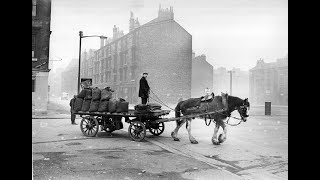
[34,98,288,179]
[32,118,244,180]
[130,111,288,180]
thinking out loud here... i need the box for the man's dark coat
[138,77,150,98]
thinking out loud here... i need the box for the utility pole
[227,70,235,95]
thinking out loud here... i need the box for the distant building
[191,53,213,97]
[61,58,79,97]
[212,67,249,98]
[81,6,192,104]
[249,55,288,105]
[212,67,229,95]
[48,67,63,97]
[32,0,52,113]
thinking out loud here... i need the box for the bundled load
[81,88,92,111]
[101,87,113,101]
[108,99,117,113]
[72,86,130,114]
[89,100,100,112]
[147,103,162,111]
[73,98,84,112]
[134,103,162,113]
[92,87,101,101]
[98,99,108,112]
[81,99,91,111]
[116,98,129,113]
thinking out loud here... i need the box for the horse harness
[203,95,246,127]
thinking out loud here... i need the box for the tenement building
[80,6,192,104]
[32,0,52,113]
[249,54,288,105]
[191,53,213,97]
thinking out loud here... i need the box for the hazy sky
[49,0,288,71]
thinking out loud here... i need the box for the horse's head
[236,98,250,122]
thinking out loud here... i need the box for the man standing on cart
[138,72,150,104]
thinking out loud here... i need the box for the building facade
[249,55,288,105]
[80,6,192,104]
[61,58,83,97]
[32,0,51,113]
[212,67,249,98]
[191,53,213,97]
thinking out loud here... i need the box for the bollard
[265,102,271,115]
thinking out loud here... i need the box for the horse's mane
[227,96,244,110]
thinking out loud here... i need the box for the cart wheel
[149,122,165,136]
[128,121,146,141]
[80,117,99,137]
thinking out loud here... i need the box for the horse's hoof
[173,138,180,141]
[218,134,225,143]
[191,140,198,144]
[212,139,220,145]
[171,132,175,138]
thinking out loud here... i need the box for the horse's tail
[175,99,184,118]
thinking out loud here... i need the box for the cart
[74,109,171,141]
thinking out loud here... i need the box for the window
[32,79,35,92]
[32,34,37,60]
[32,0,37,16]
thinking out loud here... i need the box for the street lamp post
[227,70,235,95]
[77,31,107,94]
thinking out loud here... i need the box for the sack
[116,101,129,113]
[89,100,100,112]
[77,89,86,98]
[134,104,148,111]
[108,99,117,113]
[74,98,84,112]
[84,88,92,100]
[81,99,91,112]
[98,100,108,112]
[101,88,112,101]
[92,87,101,101]
[147,103,162,110]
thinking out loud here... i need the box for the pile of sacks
[72,87,129,113]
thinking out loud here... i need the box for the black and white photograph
[32,0,288,179]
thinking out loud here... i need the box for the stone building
[249,55,288,105]
[80,6,192,104]
[191,53,213,97]
[32,0,51,113]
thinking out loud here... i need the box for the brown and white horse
[171,93,250,145]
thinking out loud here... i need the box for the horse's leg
[211,123,220,145]
[218,122,227,143]
[186,118,198,144]
[171,119,186,141]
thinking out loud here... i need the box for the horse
[171,92,250,145]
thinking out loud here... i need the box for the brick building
[191,53,213,97]
[249,55,288,105]
[80,6,192,104]
[32,0,51,113]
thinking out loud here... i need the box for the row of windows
[92,67,136,84]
